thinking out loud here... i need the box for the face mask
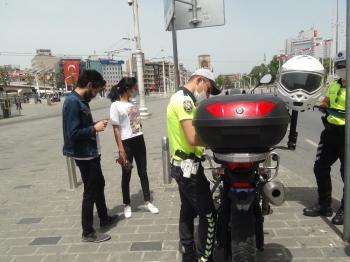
[128,89,138,99]
[193,81,207,105]
[337,68,346,79]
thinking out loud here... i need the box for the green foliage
[318,58,331,74]
[267,55,280,76]
[215,75,225,87]
[249,64,269,85]
[0,66,9,85]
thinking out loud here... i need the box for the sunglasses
[202,78,213,95]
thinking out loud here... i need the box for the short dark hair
[77,70,106,89]
[109,77,137,102]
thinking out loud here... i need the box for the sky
[0,0,347,75]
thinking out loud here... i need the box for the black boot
[332,206,344,225]
[303,203,333,217]
[182,250,197,262]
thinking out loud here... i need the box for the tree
[37,70,49,87]
[43,69,56,87]
[242,74,252,87]
[267,55,280,77]
[319,58,331,75]
[24,69,35,87]
[55,69,65,89]
[0,66,9,85]
[215,75,225,87]
[249,64,268,85]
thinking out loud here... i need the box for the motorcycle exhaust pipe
[259,181,285,206]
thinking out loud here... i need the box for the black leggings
[121,135,150,204]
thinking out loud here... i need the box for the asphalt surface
[0,90,349,262]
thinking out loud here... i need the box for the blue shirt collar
[178,86,196,104]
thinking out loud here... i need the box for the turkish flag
[314,30,317,37]
[63,61,80,86]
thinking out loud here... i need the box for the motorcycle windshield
[280,72,324,94]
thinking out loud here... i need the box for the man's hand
[317,102,329,114]
[94,120,108,132]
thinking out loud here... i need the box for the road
[276,107,343,202]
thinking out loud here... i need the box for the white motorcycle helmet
[276,55,326,111]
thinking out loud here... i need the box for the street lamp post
[34,65,49,98]
[128,0,149,119]
[246,76,252,88]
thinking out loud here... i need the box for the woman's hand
[118,151,127,165]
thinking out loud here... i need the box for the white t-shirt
[110,101,143,140]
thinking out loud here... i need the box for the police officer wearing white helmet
[303,50,347,225]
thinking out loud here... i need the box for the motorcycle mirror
[259,74,272,85]
[251,74,273,94]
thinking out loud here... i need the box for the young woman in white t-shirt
[109,77,159,218]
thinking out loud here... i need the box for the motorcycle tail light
[205,100,276,117]
[233,182,251,188]
[227,162,254,170]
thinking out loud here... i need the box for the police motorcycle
[193,55,327,262]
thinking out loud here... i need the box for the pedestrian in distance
[62,70,119,243]
[109,77,159,219]
[16,95,22,110]
[145,87,150,96]
[166,68,221,262]
[303,50,347,225]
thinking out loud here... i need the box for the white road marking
[305,139,318,147]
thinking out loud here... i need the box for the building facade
[54,57,86,90]
[86,55,103,75]
[101,59,124,95]
[285,28,333,59]
[31,49,59,71]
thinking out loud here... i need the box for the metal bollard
[161,137,172,184]
[66,156,78,189]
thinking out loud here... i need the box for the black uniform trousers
[171,163,216,260]
[314,124,345,207]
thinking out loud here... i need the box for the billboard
[63,61,80,86]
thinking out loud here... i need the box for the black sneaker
[182,250,197,262]
[82,231,111,243]
[332,206,344,225]
[303,203,333,217]
[100,214,120,228]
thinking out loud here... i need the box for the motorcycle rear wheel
[231,205,257,262]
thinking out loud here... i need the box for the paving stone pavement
[0,93,349,262]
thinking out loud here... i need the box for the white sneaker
[124,206,132,218]
[145,203,159,214]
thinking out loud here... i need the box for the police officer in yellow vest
[167,68,221,262]
[303,50,347,225]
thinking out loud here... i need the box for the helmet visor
[280,72,325,94]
